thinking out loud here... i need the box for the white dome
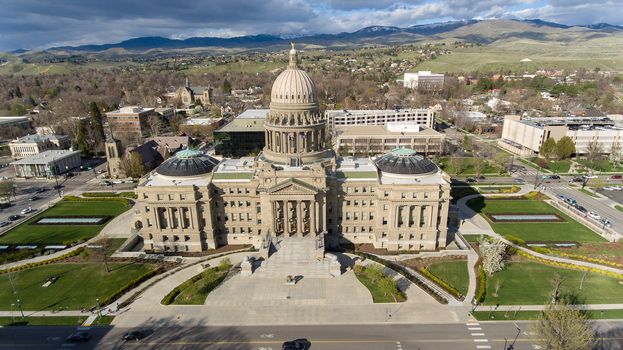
[270,43,317,105]
[271,69,316,105]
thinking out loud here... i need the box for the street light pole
[16,299,24,319]
[96,298,101,317]
[10,303,15,323]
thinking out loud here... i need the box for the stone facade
[134,44,451,253]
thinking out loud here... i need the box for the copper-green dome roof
[156,149,219,177]
[374,148,437,175]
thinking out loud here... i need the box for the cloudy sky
[0,0,620,51]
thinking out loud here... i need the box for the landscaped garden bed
[467,196,605,243]
[0,199,129,246]
[354,264,406,303]
[32,216,112,225]
[485,213,565,223]
[162,260,232,305]
[402,256,469,298]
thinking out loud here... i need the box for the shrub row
[419,267,463,300]
[62,195,131,207]
[100,267,164,306]
[347,250,448,304]
[0,247,84,275]
[161,265,230,305]
[517,250,623,280]
[530,247,623,269]
[81,192,137,199]
[475,265,486,303]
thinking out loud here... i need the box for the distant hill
[35,19,623,55]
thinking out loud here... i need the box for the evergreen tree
[76,123,90,157]
[88,101,105,140]
[223,79,232,95]
[555,136,575,160]
[539,137,556,160]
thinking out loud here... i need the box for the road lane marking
[468,327,482,331]
[466,322,480,326]
[471,333,485,336]
[474,339,489,342]
[476,346,491,349]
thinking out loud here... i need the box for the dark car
[29,196,40,201]
[35,188,47,193]
[122,331,146,341]
[282,339,310,350]
[611,175,623,180]
[466,178,477,183]
[575,205,587,213]
[476,175,486,180]
[66,332,91,343]
[7,215,21,221]
[549,175,561,180]
[0,221,10,227]
[64,172,76,178]
[572,177,584,183]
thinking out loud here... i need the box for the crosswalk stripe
[468,327,482,331]
[466,322,480,326]
[474,339,489,343]
[476,346,492,349]
[471,333,485,336]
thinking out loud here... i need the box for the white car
[611,185,622,191]
[20,207,32,215]
[603,186,615,191]
[584,175,598,179]
[588,211,601,220]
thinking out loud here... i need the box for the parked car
[8,215,21,221]
[29,196,40,201]
[612,185,622,191]
[514,178,524,183]
[466,178,477,183]
[565,197,577,205]
[575,205,587,213]
[0,221,10,227]
[66,332,91,343]
[603,186,615,191]
[600,218,612,228]
[549,175,561,180]
[588,211,601,220]
[611,175,622,180]
[20,207,32,215]
[572,177,584,183]
[121,331,146,341]
[584,174,598,179]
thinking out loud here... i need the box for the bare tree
[0,179,16,205]
[448,155,464,176]
[472,156,486,178]
[147,115,163,137]
[531,299,595,350]
[551,273,566,303]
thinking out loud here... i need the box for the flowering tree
[479,237,507,276]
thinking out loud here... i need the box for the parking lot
[597,187,623,205]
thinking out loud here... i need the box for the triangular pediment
[266,178,318,195]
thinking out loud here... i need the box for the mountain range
[32,19,623,54]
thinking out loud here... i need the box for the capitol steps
[255,238,335,278]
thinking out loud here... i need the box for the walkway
[112,251,464,327]
[455,185,623,304]
[475,304,623,312]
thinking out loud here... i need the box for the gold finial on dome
[288,42,298,69]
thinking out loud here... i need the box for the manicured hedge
[420,266,463,300]
[100,267,164,306]
[82,192,137,199]
[62,195,131,207]
[345,250,448,304]
[0,248,84,275]
[517,250,623,279]
[475,265,486,303]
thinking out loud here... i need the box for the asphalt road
[1,321,623,350]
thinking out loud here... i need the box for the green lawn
[483,262,623,305]
[354,265,406,303]
[579,188,599,198]
[0,200,129,245]
[576,159,623,173]
[467,197,605,243]
[0,263,155,310]
[169,265,230,305]
[616,205,623,213]
[530,158,572,173]
[427,260,469,296]
[472,309,623,321]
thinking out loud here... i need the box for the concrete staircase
[256,238,338,278]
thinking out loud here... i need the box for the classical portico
[262,178,325,239]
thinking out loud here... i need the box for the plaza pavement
[112,251,466,327]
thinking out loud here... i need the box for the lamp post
[16,299,24,319]
[10,303,15,323]
[96,298,101,317]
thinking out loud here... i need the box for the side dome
[374,148,438,175]
[270,43,317,105]
[155,149,220,177]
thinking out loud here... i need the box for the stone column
[297,201,303,237]
[311,199,317,235]
[415,205,422,228]
[167,207,174,230]
[431,204,439,229]
[271,201,277,234]
[153,208,161,230]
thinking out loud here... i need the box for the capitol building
[134,44,452,253]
